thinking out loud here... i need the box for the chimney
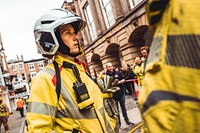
[21,55,24,61]
[16,55,19,61]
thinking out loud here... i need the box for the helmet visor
[35,31,57,54]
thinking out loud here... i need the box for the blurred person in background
[140,46,149,69]
[0,97,10,133]
[16,97,25,117]
[139,0,200,133]
[133,57,144,86]
[106,63,134,127]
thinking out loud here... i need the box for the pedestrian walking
[106,63,134,127]
[16,97,25,117]
[0,97,10,133]
[26,8,119,133]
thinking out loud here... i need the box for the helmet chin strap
[55,28,82,57]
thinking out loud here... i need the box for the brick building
[24,58,48,84]
[6,57,47,109]
[68,0,152,77]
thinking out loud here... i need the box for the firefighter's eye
[66,30,76,36]
[66,31,71,35]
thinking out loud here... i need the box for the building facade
[71,0,152,77]
[0,32,12,112]
[6,57,47,110]
[0,33,48,112]
[8,57,29,98]
[24,58,48,84]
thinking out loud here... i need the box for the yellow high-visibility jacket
[27,54,119,133]
[139,0,200,133]
[0,103,9,116]
[133,63,144,86]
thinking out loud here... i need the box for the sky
[0,0,72,61]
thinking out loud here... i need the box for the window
[129,0,143,9]
[22,73,26,80]
[84,3,97,41]
[30,72,37,78]
[15,77,18,82]
[12,65,16,71]
[28,63,35,70]
[19,63,23,69]
[38,61,44,69]
[99,0,115,28]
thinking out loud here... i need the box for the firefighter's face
[59,24,80,54]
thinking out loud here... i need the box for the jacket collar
[54,54,85,72]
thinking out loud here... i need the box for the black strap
[72,128,79,133]
[53,61,61,101]
[62,61,82,83]
[53,62,80,133]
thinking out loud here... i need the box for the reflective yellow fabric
[139,0,200,133]
[102,93,113,99]
[27,54,118,133]
[133,63,144,86]
[0,103,9,116]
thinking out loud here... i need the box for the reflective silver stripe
[142,90,200,114]
[147,35,200,69]
[146,36,162,64]
[56,107,97,119]
[42,67,97,119]
[165,35,200,69]
[28,102,57,117]
[99,107,114,133]
[41,67,55,77]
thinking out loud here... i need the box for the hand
[106,87,120,93]
[118,79,125,84]
[97,75,119,93]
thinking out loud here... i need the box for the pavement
[1,109,26,133]
[119,95,142,133]
[1,95,142,133]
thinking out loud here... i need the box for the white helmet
[34,8,86,55]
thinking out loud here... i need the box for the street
[1,110,26,133]
[1,95,141,133]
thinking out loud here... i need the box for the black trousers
[19,107,24,117]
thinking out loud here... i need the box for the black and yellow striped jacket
[0,102,9,117]
[139,0,200,133]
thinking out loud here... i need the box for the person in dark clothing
[106,63,134,126]
[121,65,136,95]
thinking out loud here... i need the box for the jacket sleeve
[4,103,10,116]
[27,72,58,133]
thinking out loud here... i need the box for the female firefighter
[26,8,119,133]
